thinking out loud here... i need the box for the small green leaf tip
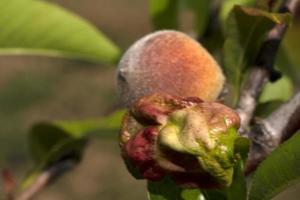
[120,93,245,189]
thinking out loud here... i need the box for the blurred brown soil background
[0,0,299,199]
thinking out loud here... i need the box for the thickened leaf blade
[223,5,290,105]
[249,133,300,200]
[0,0,120,63]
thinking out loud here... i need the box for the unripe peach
[117,30,225,107]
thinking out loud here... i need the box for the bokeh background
[0,0,300,199]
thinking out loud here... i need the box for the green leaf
[0,0,121,63]
[202,138,249,200]
[276,46,300,85]
[259,76,293,103]
[202,189,226,200]
[234,136,250,163]
[147,177,183,200]
[249,133,300,200]
[181,189,202,200]
[225,161,247,200]
[255,100,284,118]
[223,6,291,105]
[181,0,211,37]
[220,0,256,26]
[202,163,247,200]
[149,0,179,30]
[23,110,125,188]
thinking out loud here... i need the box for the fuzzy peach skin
[117,30,225,106]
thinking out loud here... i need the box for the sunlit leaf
[249,133,300,200]
[0,0,121,63]
[259,75,293,103]
[223,5,290,105]
[149,0,179,30]
[181,189,202,200]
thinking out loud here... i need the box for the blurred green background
[0,0,299,199]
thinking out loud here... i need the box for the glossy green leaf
[223,5,290,105]
[23,110,125,188]
[149,0,179,30]
[249,133,300,200]
[0,0,121,63]
[259,76,293,103]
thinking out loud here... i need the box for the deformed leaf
[202,137,249,200]
[0,0,121,63]
[223,5,291,105]
[149,0,179,30]
[249,133,300,200]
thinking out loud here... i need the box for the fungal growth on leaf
[117,30,225,107]
[119,93,242,189]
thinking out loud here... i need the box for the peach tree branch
[237,0,299,133]
[246,91,300,172]
[16,160,75,200]
[238,0,300,173]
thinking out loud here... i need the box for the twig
[237,0,299,133]
[2,169,15,200]
[16,160,75,200]
[246,91,300,173]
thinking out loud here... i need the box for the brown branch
[16,160,75,200]
[246,91,300,173]
[2,169,15,200]
[237,0,299,133]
